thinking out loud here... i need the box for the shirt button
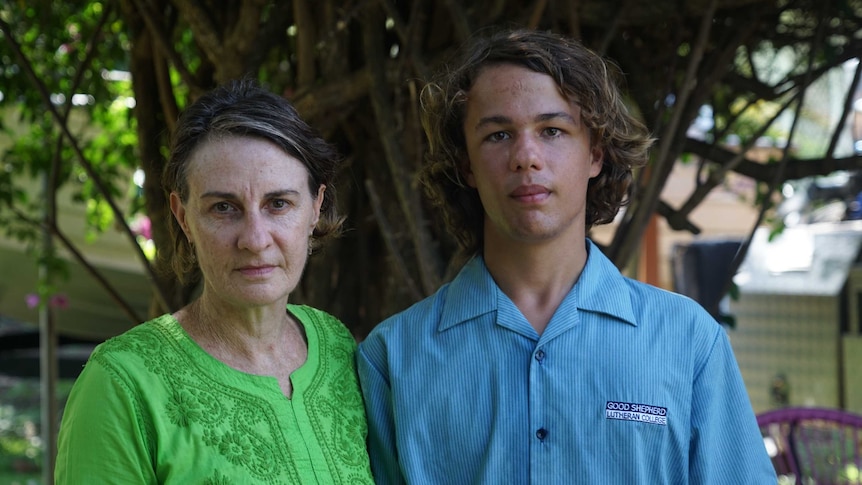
[535,349,545,362]
[536,428,548,440]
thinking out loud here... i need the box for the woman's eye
[214,201,233,212]
[272,199,287,209]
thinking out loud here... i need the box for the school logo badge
[605,401,668,426]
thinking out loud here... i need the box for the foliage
[3,2,862,480]
[0,378,73,478]
[2,0,862,338]
[1,0,143,317]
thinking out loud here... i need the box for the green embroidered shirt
[56,305,374,484]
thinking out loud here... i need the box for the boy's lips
[510,184,550,200]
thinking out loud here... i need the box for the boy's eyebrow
[536,112,577,124]
[473,115,512,130]
[472,112,578,131]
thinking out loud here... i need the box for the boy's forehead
[466,67,581,108]
[468,63,577,98]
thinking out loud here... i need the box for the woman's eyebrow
[200,189,301,199]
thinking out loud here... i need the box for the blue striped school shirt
[357,239,776,484]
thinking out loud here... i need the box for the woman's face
[170,135,324,309]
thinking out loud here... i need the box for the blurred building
[727,221,862,414]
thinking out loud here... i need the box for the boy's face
[462,63,603,250]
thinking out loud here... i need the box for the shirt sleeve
[55,356,157,485]
[356,339,405,485]
[688,328,778,484]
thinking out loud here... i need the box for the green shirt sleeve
[56,353,157,484]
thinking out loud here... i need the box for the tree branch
[11,208,143,325]
[526,0,548,29]
[610,0,718,265]
[293,0,318,88]
[226,0,266,57]
[364,179,423,302]
[827,59,862,158]
[361,7,441,294]
[597,0,634,56]
[684,139,862,182]
[129,0,200,93]
[170,0,225,78]
[293,68,371,120]
[0,16,172,313]
[441,0,472,43]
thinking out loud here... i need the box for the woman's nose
[237,213,272,251]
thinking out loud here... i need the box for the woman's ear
[169,192,192,243]
[310,184,325,233]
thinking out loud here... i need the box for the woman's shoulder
[89,314,179,365]
[96,313,174,346]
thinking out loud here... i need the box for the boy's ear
[589,146,604,178]
[461,157,477,188]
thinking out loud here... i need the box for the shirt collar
[437,239,638,332]
[576,239,638,327]
[438,255,497,332]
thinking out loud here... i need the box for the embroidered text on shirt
[605,401,668,426]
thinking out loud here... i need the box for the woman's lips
[238,265,276,277]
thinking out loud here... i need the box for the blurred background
[2,1,862,483]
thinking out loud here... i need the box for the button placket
[535,348,545,362]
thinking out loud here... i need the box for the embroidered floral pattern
[166,389,201,427]
[301,310,372,480]
[203,471,230,485]
[217,431,253,465]
[90,306,373,484]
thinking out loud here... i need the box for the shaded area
[0,316,97,380]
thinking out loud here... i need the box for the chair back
[757,407,862,484]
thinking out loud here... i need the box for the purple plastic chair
[757,407,862,484]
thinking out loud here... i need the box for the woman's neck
[175,297,308,396]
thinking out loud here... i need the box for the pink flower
[130,216,152,240]
[25,294,40,309]
[49,294,70,309]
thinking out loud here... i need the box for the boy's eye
[545,127,561,136]
[489,131,509,142]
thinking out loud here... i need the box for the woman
[56,79,374,484]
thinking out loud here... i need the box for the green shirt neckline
[156,303,319,400]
